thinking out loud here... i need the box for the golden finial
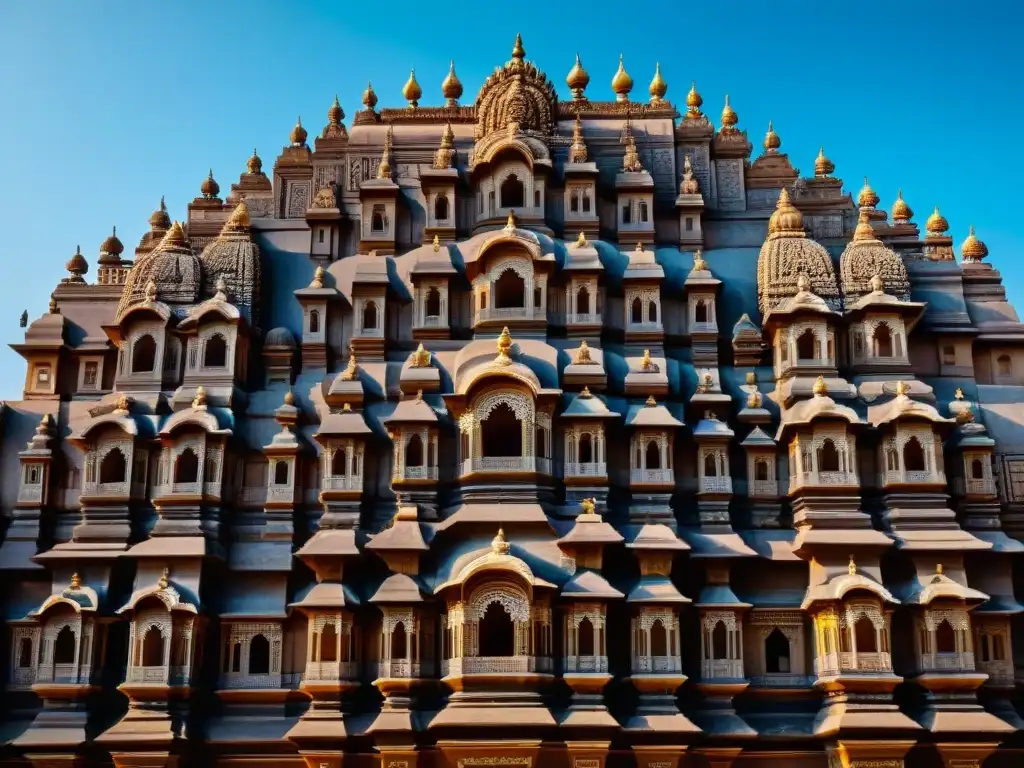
[767,187,804,236]
[574,340,593,365]
[340,352,359,381]
[679,154,700,195]
[69,572,81,590]
[567,53,590,100]
[955,387,965,401]
[158,568,170,589]
[247,148,263,175]
[762,121,781,153]
[581,498,596,516]
[192,386,208,409]
[961,226,989,262]
[377,127,393,179]
[402,69,422,108]
[692,249,708,271]
[505,210,517,231]
[746,371,757,385]
[813,375,828,397]
[645,395,657,407]
[411,342,431,368]
[891,189,913,223]
[432,234,441,252]
[649,62,667,104]
[870,274,885,293]
[641,349,653,371]
[284,390,296,406]
[433,121,455,169]
[342,402,352,412]
[362,81,378,111]
[575,230,588,248]
[327,94,344,125]
[621,117,643,172]
[415,389,424,402]
[224,200,250,233]
[858,176,880,209]
[200,169,220,199]
[926,206,949,235]
[814,146,835,178]
[569,113,588,163]
[492,527,511,555]
[848,556,856,576]
[442,60,463,105]
[290,117,307,147]
[686,81,703,117]
[495,327,513,365]
[311,265,325,288]
[635,240,644,252]
[895,379,911,397]
[144,280,158,302]
[696,371,712,393]
[580,386,593,398]
[511,33,526,61]
[720,94,738,130]
[746,390,763,409]
[611,54,633,101]
[853,209,877,242]
[115,393,132,413]
[936,563,944,576]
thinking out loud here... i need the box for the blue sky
[0,1,1020,399]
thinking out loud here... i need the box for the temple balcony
[376,659,434,679]
[630,468,674,484]
[954,477,996,497]
[461,456,552,475]
[883,469,941,485]
[238,485,294,505]
[564,461,607,478]
[749,673,815,688]
[392,465,439,482]
[35,662,94,685]
[919,651,975,673]
[633,655,683,674]
[789,470,858,491]
[701,658,745,679]
[81,479,147,500]
[126,664,191,686]
[474,305,546,325]
[749,479,779,497]
[815,651,892,676]
[564,654,609,674]
[322,475,363,492]
[151,480,222,499]
[219,671,283,690]
[699,476,733,494]
[441,655,553,676]
[414,313,445,329]
[977,659,1014,687]
[566,311,602,326]
[303,660,360,682]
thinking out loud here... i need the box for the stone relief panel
[286,182,310,219]
[348,156,382,191]
[806,214,844,240]
[1001,456,1024,503]
[679,144,710,200]
[715,159,745,211]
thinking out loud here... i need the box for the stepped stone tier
[4,35,1024,768]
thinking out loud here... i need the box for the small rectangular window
[622,204,631,224]
[685,217,694,232]
[534,190,541,207]
[640,202,649,223]
[34,365,51,390]
[318,228,325,244]
[83,361,99,389]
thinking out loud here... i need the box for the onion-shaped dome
[98,226,124,264]
[960,226,989,262]
[686,81,703,114]
[200,169,220,199]
[149,196,171,230]
[403,69,422,107]
[649,63,667,103]
[290,117,307,147]
[757,188,841,314]
[566,53,590,97]
[442,61,463,103]
[891,189,913,222]
[200,202,261,325]
[720,94,738,129]
[65,245,88,279]
[857,176,879,208]
[265,326,296,348]
[611,54,633,100]
[117,221,202,319]
[362,81,378,110]
[327,95,344,125]
[763,120,781,152]
[926,206,949,235]
[814,146,835,177]
[247,148,263,175]
[840,210,911,302]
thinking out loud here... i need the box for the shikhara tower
[2,35,1024,768]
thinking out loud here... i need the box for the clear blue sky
[1,1,1020,399]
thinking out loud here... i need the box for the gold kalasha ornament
[402,69,422,108]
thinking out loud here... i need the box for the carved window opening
[229,641,241,672]
[685,216,694,232]
[577,285,591,315]
[406,434,424,467]
[998,354,1012,377]
[873,323,893,357]
[246,633,270,674]
[755,459,769,481]
[392,622,407,659]
[175,448,199,484]
[17,637,32,668]
[903,437,926,472]
[100,447,127,484]
[141,626,164,667]
[579,433,593,464]
[53,625,76,665]
[83,361,99,389]
[622,203,631,224]
[204,333,228,368]
[481,402,522,457]
[318,228,325,244]
[132,335,157,373]
[695,299,708,324]
[534,189,541,208]
[534,286,542,309]
[818,440,840,473]
[164,340,179,373]
[578,617,595,656]
[371,205,386,233]
[488,190,495,214]
[274,460,289,485]
[648,301,658,323]
[535,425,547,459]
[582,192,591,213]
[703,453,718,477]
[854,615,877,652]
[500,175,524,209]
[796,329,817,360]
[650,619,667,656]
[570,191,579,213]
[494,271,525,309]
[319,624,338,662]
[645,440,661,470]
[971,458,985,479]
[765,628,791,673]
[631,297,643,324]
[331,449,346,476]
[711,621,728,659]
[886,446,898,472]
[640,201,649,223]
[309,309,320,334]
[434,194,449,221]
[992,634,1006,660]
[480,290,488,310]
[943,345,956,365]
[935,620,956,654]
[425,288,441,318]
[362,301,379,331]
[479,601,514,657]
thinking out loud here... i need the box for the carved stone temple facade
[4,36,1024,768]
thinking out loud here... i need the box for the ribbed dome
[858,177,879,208]
[247,148,263,175]
[442,61,463,102]
[926,206,949,234]
[611,54,633,99]
[290,117,307,146]
[891,189,913,222]
[149,196,171,230]
[814,146,835,177]
[200,202,261,326]
[327,95,344,125]
[840,211,911,303]
[98,226,124,264]
[961,226,989,262]
[265,326,296,348]
[403,69,423,106]
[648,63,667,102]
[362,81,378,110]
[763,120,780,152]
[721,94,738,129]
[65,245,88,278]
[686,81,702,112]
[201,169,220,199]
[117,221,202,319]
[566,53,590,96]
